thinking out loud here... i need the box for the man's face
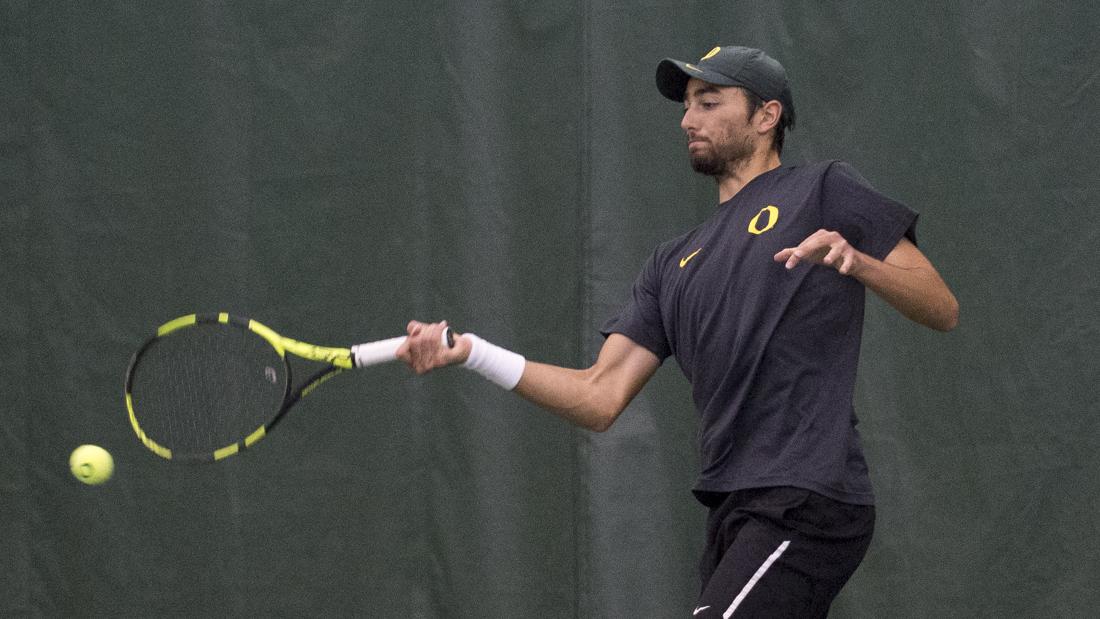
[680,78,756,177]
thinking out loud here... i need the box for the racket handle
[351,337,407,367]
[350,328,457,368]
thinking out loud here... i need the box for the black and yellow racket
[124,312,452,463]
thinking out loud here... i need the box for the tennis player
[398,45,958,617]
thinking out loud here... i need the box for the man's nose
[682,104,699,133]
[680,107,695,133]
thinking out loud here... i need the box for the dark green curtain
[2,2,1096,616]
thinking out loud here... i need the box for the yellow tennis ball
[70,444,114,485]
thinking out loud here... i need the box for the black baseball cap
[656,46,796,127]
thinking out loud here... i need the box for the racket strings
[129,323,288,457]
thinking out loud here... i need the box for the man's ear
[756,100,783,134]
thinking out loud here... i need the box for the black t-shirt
[602,161,917,505]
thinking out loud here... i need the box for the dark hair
[742,88,792,155]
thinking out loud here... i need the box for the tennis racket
[124,312,453,463]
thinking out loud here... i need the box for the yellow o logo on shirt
[748,205,780,235]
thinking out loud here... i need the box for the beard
[688,127,755,177]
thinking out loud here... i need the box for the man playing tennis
[398,45,958,617]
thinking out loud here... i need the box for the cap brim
[656,58,740,101]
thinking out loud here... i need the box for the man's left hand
[773,229,864,276]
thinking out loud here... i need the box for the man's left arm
[774,229,959,332]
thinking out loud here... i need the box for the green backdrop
[2,1,1097,616]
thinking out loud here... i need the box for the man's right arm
[513,333,661,432]
[397,321,660,433]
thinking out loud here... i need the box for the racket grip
[351,337,407,367]
[351,328,457,368]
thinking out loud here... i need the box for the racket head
[125,313,295,462]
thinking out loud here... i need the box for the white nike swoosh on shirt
[693,606,711,615]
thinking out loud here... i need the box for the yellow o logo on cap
[701,46,721,60]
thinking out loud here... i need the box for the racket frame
[125,312,355,462]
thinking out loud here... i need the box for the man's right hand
[396,320,472,374]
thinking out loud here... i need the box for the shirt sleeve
[599,251,672,362]
[821,161,919,260]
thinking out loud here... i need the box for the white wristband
[462,333,526,390]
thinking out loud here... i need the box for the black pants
[692,487,875,618]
